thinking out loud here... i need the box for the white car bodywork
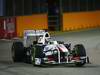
[23,30,70,64]
[24,29,69,53]
[43,43,69,64]
[43,42,69,55]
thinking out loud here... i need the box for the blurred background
[0,0,100,38]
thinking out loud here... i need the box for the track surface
[0,29,100,75]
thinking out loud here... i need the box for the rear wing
[24,30,46,37]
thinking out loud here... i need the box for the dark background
[0,0,100,16]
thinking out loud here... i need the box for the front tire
[73,44,86,67]
[32,45,46,67]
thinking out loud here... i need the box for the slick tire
[12,42,24,62]
[73,44,86,67]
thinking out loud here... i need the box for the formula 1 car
[12,30,89,67]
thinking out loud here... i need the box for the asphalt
[0,28,100,75]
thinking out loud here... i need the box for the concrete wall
[63,11,100,31]
[16,14,48,37]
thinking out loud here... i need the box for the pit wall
[63,11,100,31]
[16,14,48,37]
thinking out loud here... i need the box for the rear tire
[73,44,86,67]
[12,42,24,62]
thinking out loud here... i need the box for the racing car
[12,30,89,67]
